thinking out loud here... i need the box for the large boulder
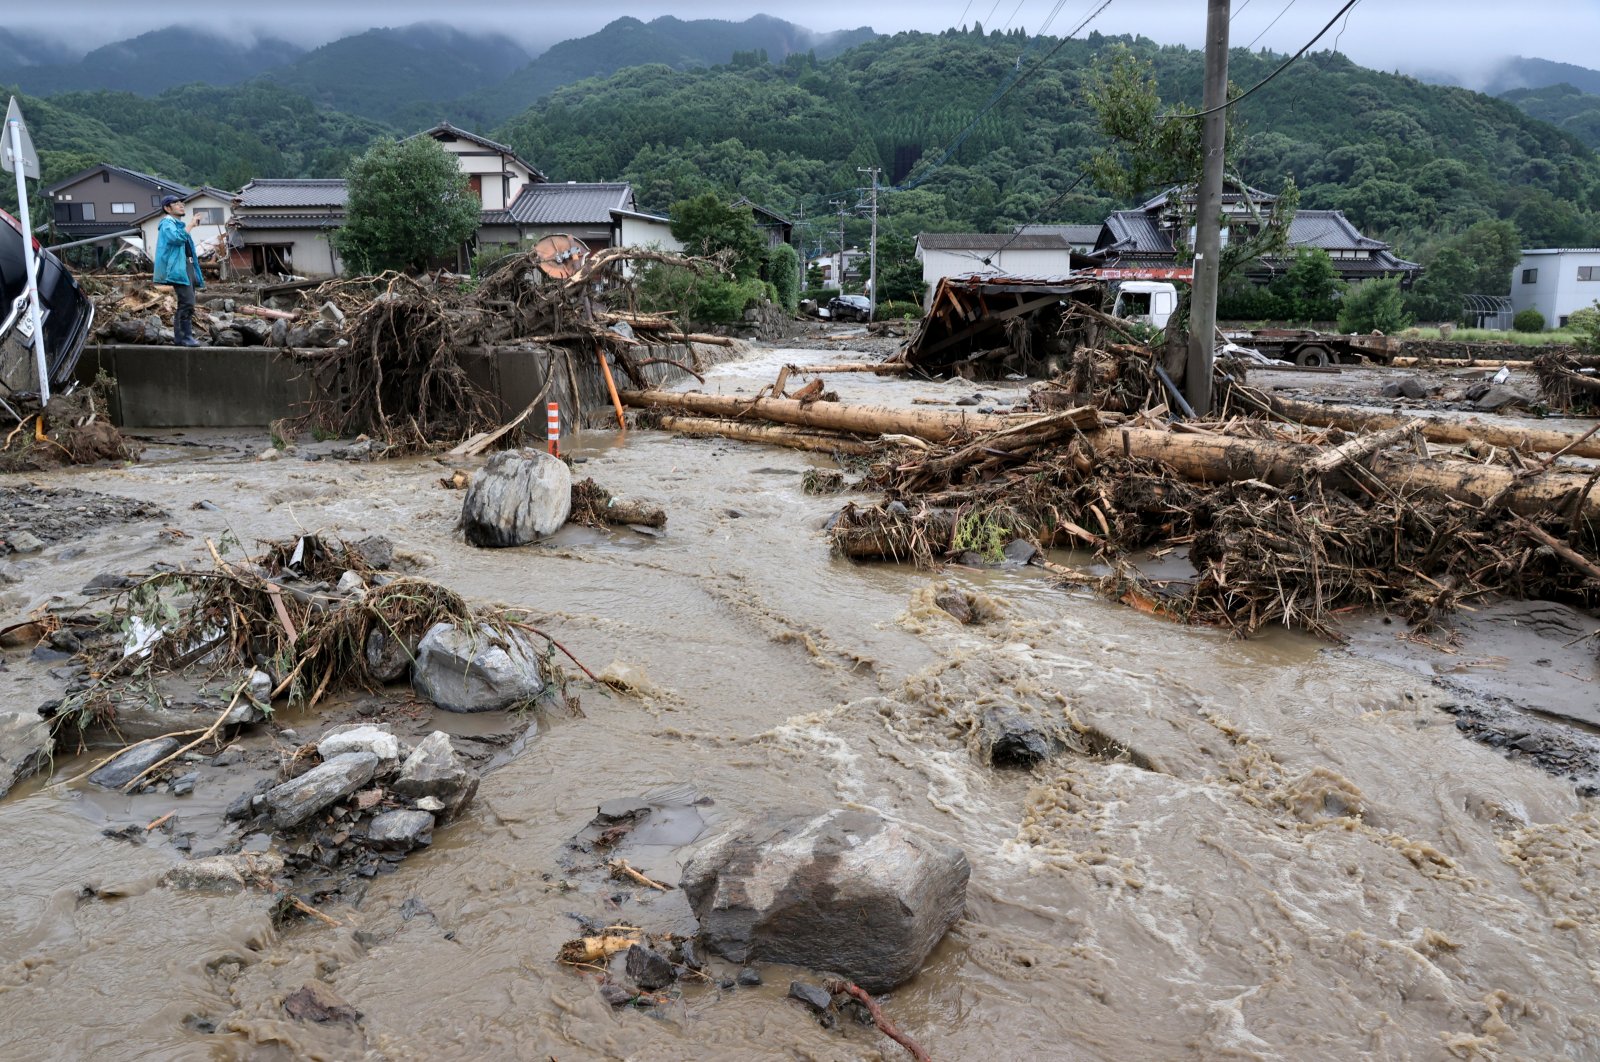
[264,751,379,828]
[681,808,970,992]
[412,622,544,713]
[460,448,572,548]
[88,736,181,789]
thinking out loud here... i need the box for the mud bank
[0,343,1597,1060]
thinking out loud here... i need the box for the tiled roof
[232,214,344,231]
[411,122,545,181]
[1099,212,1172,254]
[1017,223,1104,244]
[235,179,348,210]
[731,196,792,225]
[43,163,192,198]
[1287,210,1386,251]
[918,233,1071,252]
[500,183,633,226]
[1140,184,1278,211]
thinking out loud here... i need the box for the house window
[53,203,70,223]
[1579,266,1598,281]
[152,195,163,208]
[192,208,223,225]
[1560,316,1570,328]
[80,203,95,221]
[101,171,110,182]
[111,202,136,214]
[1521,268,1538,284]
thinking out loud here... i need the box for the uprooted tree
[332,137,482,275]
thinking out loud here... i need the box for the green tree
[1513,308,1545,333]
[874,233,925,304]
[1338,278,1412,334]
[669,193,765,280]
[1275,247,1344,320]
[765,242,800,312]
[1567,303,1600,352]
[333,137,480,274]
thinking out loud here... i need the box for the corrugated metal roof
[235,179,348,210]
[917,233,1070,252]
[1521,247,1600,254]
[504,183,633,225]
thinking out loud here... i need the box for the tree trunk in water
[621,390,1026,442]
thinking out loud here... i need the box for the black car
[0,209,94,410]
[827,294,873,322]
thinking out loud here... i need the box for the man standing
[153,194,204,347]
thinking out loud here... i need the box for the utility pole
[858,166,881,321]
[1187,0,1230,416]
[830,198,846,291]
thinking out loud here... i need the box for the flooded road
[2,345,1599,1059]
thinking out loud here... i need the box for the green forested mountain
[494,28,1600,261]
[264,25,529,127]
[4,28,304,96]
[446,15,879,129]
[1501,84,1600,150]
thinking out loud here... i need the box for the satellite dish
[532,233,590,279]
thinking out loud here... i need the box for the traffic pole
[7,115,50,428]
[547,401,560,458]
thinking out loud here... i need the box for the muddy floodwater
[3,345,1600,1060]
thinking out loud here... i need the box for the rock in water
[88,736,181,789]
[392,731,479,821]
[364,628,413,684]
[0,711,55,798]
[625,944,676,991]
[979,706,1065,769]
[317,723,403,766]
[681,808,970,992]
[264,752,379,828]
[412,622,544,713]
[460,448,572,548]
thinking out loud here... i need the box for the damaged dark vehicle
[0,209,94,413]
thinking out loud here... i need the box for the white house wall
[617,217,683,254]
[1511,250,1600,328]
[433,140,535,212]
[918,247,1073,306]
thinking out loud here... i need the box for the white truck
[1111,281,1178,330]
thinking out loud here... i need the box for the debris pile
[1536,351,1600,414]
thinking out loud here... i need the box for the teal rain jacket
[153,214,205,289]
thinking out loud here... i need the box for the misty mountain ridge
[1,26,304,95]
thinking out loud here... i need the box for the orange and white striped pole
[546,401,560,458]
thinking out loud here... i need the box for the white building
[1510,248,1600,329]
[414,122,542,215]
[914,233,1073,308]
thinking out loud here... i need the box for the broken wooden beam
[1307,419,1426,476]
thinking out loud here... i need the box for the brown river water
[2,345,1599,1060]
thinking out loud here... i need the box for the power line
[1230,0,1255,21]
[1245,0,1299,51]
[897,0,1116,191]
[973,169,1092,264]
[1001,0,1028,33]
[1162,0,1361,120]
[955,0,976,28]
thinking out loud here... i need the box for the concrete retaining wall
[82,341,741,432]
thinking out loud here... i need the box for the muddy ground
[0,339,1598,1059]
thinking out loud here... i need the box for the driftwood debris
[645,414,879,456]
[1238,388,1600,460]
[620,389,1026,443]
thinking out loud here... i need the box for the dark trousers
[174,282,195,343]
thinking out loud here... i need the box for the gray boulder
[366,809,435,851]
[978,706,1065,769]
[0,711,54,799]
[364,628,414,684]
[161,852,285,892]
[265,751,379,828]
[88,736,181,789]
[392,731,478,821]
[461,448,572,548]
[681,808,970,992]
[317,724,403,767]
[412,622,544,713]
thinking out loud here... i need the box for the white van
[1112,281,1178,330]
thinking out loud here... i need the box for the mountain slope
[1501,83,1600,150]
[494,29,1600,252]
[449,15,878,128]
[263,24,528,126]
[4,27,303,96]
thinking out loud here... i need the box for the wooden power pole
[1187,0,1231,416]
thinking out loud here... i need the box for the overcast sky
[9,1,1599,84]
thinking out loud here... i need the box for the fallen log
[652,415,879,456]
[1307,419,1425,476]
[1389,357,1532,369]
[665,333,735,347]
[785,362,913,375]
[1244,390,1600,460]
[235,304,297,321]
[1090,426,1600,522]
[620,390,1021,443]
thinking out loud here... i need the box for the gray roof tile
[504,183,633,225]
[917,233,1071,252]
[235,179,348,210]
